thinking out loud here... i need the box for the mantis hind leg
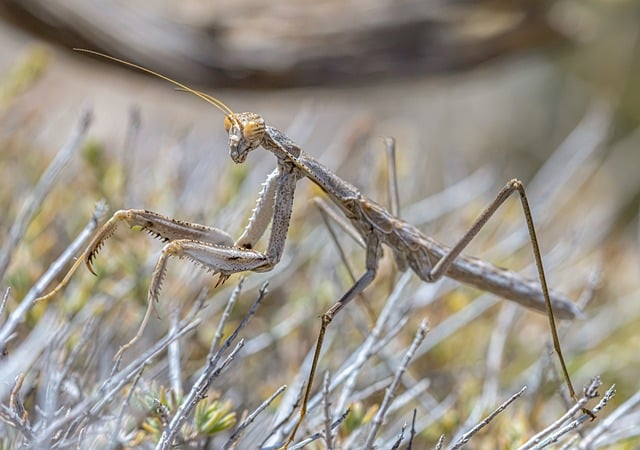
[426,179,581,404]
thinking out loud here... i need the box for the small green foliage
[194,397,237,435]
[0,437,15,450]
[136,384,236,444]
[0,44,51,107]
[82,139,106,178]
[342,402,378,437]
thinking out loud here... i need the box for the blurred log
[0,0,563,87]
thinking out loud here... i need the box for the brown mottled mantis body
[37,50,587,447]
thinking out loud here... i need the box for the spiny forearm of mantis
[33,49,592,449]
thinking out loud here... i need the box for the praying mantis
[36,49,589,447]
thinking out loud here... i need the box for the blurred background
[1,0,639,448]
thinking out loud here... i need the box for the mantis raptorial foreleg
[236,166,281,249]
[35,210,235,304]
[119,168,299,358]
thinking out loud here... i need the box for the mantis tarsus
[37,49,589,447]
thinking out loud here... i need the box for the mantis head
[73,49,266,163]
[224,112,266,163]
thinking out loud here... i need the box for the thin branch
[518,378,610,450]
[389,421,407,449]
[0,107,93,281]
[579,386,635,449]
[0,200,106,348]
[211,277,244,354]
[108,365,145,449]
[34,315,200,444]
[322,371,334,450]
[529,384,615,450]
[223,384,287,450]
[167,306,183,396]
[407,409,417,450]
[287,409,350,450]
[364,320,428,448]
[262,382,305,447]
[335,272,413,415]
[0,287,10,321]
[156,283,267,450]
[448,386,527,450]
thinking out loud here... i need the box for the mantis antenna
[75,49,317,181]
[73,49,239,127]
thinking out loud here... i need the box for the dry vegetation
[1,3,640,449]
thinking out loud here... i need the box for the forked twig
[0,107,93,281]
[287,409,350,450]
[448,386,527,450]
[364,320,428,447]
[389,421,407,449]
[156,283,267,450]
[578,387,637,448]
[519,378,614,450]
[223,384,287,450]
[211,277,244,354]
[0,199,106,349]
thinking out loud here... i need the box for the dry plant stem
[287,409,350,450]
[389,422,407,449]
[407,409,417,450]
[448,303,518,445]
[518,378,607,450]
[313,197,365,247]
[9,373,25,416]
[58,51,588,447]
[156,283,267,450]
[5,373,33,441]
[60,317,97,383]
[368,314,410,357]
[120,106,141,206]
[262,383,306,447]
[402,166,495,225]
[0,287,10,319]
[43,317,98,429]
[108,365,145,449]
[529,384,615,450]
[322,371,334,450]
[482,304,518,403]
[168,307,182,396]
[0,200,106,349]
[159,338,245,449]
[0,108,93,282]
[334,272,412,416]
[384,379,430,419]
[211,278,244,354]
[223,385,287,450]
[363,320,428,448]
[384,137,400,218]
[448,386,527,450]
[435,434,445,450]
[578,388,639,448]
[34,316,200,445]
[518,395,591,449]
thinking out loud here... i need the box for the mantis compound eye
[242,119,266,142]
